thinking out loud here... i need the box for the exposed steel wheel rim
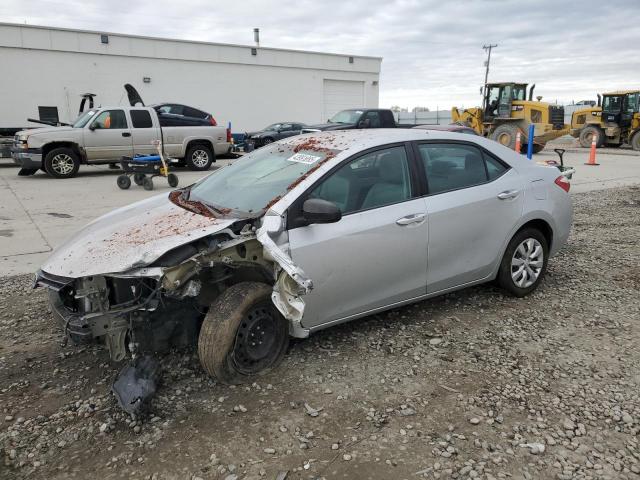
[51,153,74,175]
[263,138,273,144]
[232,303,281,374]
[511,238,544,288]
[191,149,210,167]
[497,132,512,146]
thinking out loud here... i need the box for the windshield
[603,95,623,113]
[73,110,98,128]
[625,93,639,114]
[264,123,282,131]
[329,110,363,124]
[512,85,526,101]
[188,143,338,214]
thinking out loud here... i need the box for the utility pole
[482,44,497,110]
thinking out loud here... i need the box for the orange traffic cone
[584,132,599,166]
[515,131,522,153]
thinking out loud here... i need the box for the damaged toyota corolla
[36,130,572,413]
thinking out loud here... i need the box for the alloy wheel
[511,238,544,288]
[191,150,210,167]
[51,154,75,175]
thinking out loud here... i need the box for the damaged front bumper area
[37,215,313,362]
[38,269,202,362]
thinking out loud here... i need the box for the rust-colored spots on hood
[169,190,216,218]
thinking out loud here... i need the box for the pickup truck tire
[44,147,80,179]
[185,144,214,171]
[198,282,289,384]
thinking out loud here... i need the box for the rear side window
[183,106,206,119]
[418,143,507,194]
[485,154,508,180]
[130,110,153,128]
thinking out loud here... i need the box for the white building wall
[0,24,381,132]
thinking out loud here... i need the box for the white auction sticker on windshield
[287,153,322,164]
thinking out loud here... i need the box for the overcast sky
[2,0,638,110]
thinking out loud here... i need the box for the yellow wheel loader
[452,83,569,153]
[570,90,640,150]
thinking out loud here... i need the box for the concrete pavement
[1,145,638,275]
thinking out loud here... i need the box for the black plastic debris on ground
[112,355,161,415]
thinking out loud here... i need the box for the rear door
[415,142,524,293]
[130,109,158,156]
[287,144,429,328]
[84,109,134,161]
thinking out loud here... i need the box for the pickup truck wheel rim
[511,238,543,288]
[51,154,74,175]
[232,303,279,374]
[191,150,209,167]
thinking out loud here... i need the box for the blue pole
[527,124,535,159]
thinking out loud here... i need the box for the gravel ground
[1,186,639,480]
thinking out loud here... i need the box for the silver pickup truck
[11,106,231,178]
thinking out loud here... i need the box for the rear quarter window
[130,110,153,128]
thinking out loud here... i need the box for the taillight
[226,127,232,143]
[209,116,217,126]
[554,175,570,193]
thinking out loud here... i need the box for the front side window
[308,146,412,214]
[187,143,338,215]
[364,111,382,128]
[73,109,97,128]
[603,95,622,113]
[91,110,128,129]
[419,144,496,194]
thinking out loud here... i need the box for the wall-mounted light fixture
[348,56,354,64]
[143,77,151,83]
[100,34,109,44]
[372,80,379,86]
[251,47,257,56]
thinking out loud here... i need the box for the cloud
[1,0,638,109]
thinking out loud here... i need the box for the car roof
[412,124,473,131]
[277,128,488,154]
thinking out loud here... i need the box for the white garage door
[323,79,365,121]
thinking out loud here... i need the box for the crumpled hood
[41,193,236,278]
[303,123,354,131]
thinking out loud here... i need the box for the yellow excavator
[452,82,569,153]
[569,90,640,150]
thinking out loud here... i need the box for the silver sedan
[38,129,572,387]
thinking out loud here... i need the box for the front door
[497,85,513,118]
[84,109,134,161]
[416,142,524,293]
[287,144,428,328]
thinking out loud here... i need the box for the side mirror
[302,198,341,224]
[358,118,371,128]
[88,124,96,131]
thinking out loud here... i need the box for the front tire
[491,124,520,150]
[579,125,604,148]
[497,228,548,297]
[185,144,214,171]
[198,282,289,384]
[44,147,80,178]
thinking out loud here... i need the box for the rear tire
[631,131,640,151]
[491,124,520,150]
[497,228,548,297]
[185,144,214,171]
[579,125,604,148]
[44,147,80,179]
[198,282,289,384]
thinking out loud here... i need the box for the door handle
[396,213,426,226]
[122,132,131,137]
[497,189,520,200]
